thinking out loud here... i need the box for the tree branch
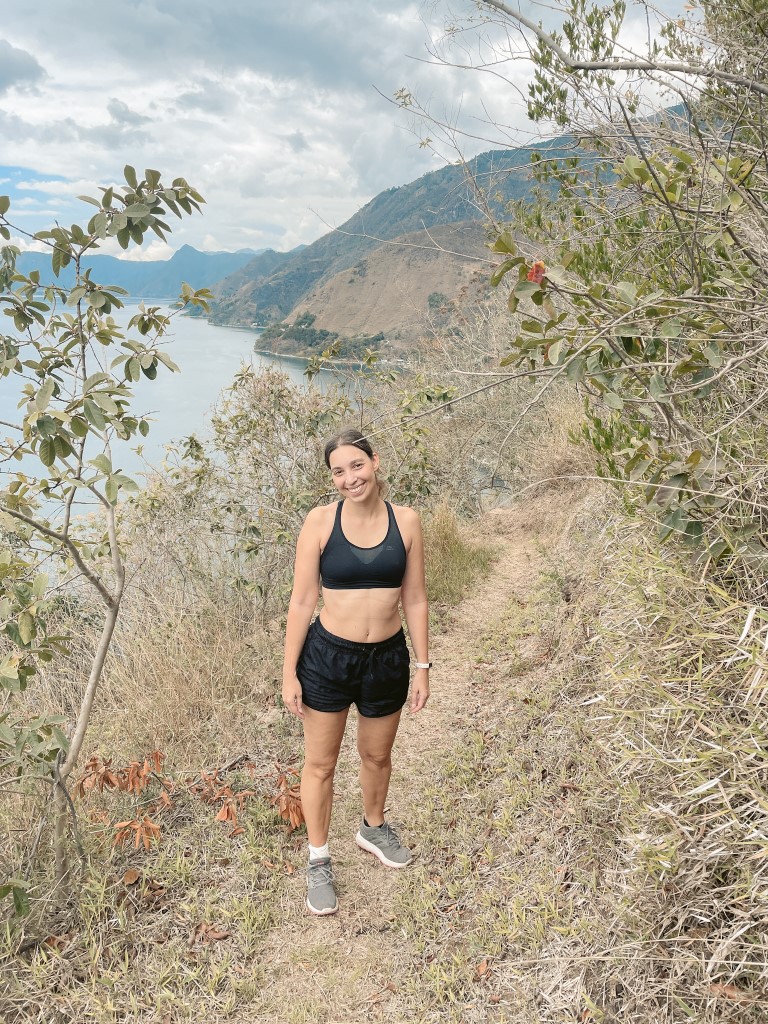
[479,0,768,98]
[1,505,114,607]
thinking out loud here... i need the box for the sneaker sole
[306,897,338,916]
[355,831,412,869]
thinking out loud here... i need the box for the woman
[282,428,430,916]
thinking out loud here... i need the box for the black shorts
[297,618,410,718]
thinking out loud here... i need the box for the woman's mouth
[347,482,365,496]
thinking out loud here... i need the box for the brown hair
[323,427,374,468]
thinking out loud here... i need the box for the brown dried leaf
[709,983,759,1003]
[123,868,140,885]
[473,959,490,981]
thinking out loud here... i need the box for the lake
[0,301,335,494]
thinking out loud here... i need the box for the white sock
[308,842,330,861]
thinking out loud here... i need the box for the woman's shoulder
[303,501,338,530]
[388,502,422,531]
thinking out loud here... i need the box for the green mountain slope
[211,139,572,326]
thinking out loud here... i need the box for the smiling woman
[281,426,430,916]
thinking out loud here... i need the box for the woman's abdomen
[320,587,402,643]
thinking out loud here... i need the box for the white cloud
[117,239,174,262]
[0,1,547,253]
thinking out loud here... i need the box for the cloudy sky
[0,1,671,259]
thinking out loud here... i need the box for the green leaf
[659,505,688,541]
[491,231,517,255]
[89,453,112,475]
[660,319,682,339]
[649,374,668,402]
[84,372,110,392]
[564,355,585,382]
[547,340,563,365]
[141,361,158,380]
[616,281,637,304]
[139,420,150,437]
[602,391,624,410]
[124,165,138,189]
[513,280,540,300]
[18,611,34,646]
[155,351,180,373]
[54,435,73,459]
[38,437,56,467]
[13,886,30,917]
[34,379,55,412]
[0,195,10,215]
[90,392,119,416]
[683,520,703,546]
[490,258,520,287]
[105,477,118,504]
[83,399,106,430]
[126,358,141,381]
[70,416,88,438]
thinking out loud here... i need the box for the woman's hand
[410,668,430,713]
[282,674,305,719]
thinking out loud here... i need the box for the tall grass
[424,505,496,607]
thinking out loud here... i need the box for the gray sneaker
[355,821,412,868]
[306,857,338,916]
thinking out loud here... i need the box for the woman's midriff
[319,587,402,643]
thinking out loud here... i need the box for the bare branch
[479,0,768,97]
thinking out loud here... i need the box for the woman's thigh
[357,709,402,762]
[302,707,349,770]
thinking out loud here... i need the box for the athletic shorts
[296,617,410,718]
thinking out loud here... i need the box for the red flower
[527,260,546,284]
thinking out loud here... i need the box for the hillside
[15,244,258,298]
[258,221,490,355]
[210,139,572,330]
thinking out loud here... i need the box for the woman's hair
[323,428,375,468]
[323,427,387,496]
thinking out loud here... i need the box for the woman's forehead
[329,444,373,468]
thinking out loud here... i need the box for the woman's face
[328,444,379,501]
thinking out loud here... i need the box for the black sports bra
[320,501,407,590]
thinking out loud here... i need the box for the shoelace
[307,860,335,888]
[374,822,401,847]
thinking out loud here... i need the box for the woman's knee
[303,757,338,783]
[358,746,392,771]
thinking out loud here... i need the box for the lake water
[0,302,334,494]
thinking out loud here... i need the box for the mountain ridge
[15,244,261,298]
[210,137,573,331]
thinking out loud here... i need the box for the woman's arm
[399,508,429,714]
[282,509,323,718]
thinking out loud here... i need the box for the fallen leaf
[709,983,759,1003]
[123,869,140,885]
[473,959,490,981]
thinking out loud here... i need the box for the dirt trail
[254,497,577,1022]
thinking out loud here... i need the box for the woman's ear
[372,452,380,471]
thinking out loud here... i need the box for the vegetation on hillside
[395,0,768,1017]
[257,311,385,360]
